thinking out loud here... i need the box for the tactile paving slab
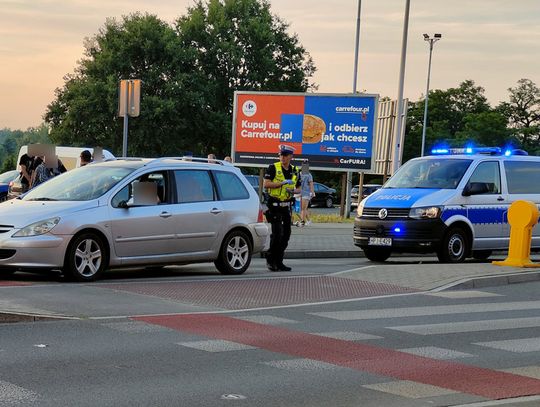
[102,276,417,310]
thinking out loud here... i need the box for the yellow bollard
[493,200,540,268]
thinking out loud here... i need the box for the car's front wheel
[363,247,391,262]
[64,233,108,282]
[215,230,252,275]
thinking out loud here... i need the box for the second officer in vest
[263,144,301,272]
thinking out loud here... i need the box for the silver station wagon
[0,157,269,281]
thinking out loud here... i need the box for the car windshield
[0,171,18,183]
[22,165,135,201]
[385,158,472,189]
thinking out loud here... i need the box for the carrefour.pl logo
[242,100,257,117]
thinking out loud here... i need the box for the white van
[354,147,540,263]
[16,146,115,171]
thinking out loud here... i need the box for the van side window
[466,161,501,194]
[213,171,250,200]
[505,161,540,194]
[175,170,214,203]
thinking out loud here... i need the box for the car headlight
[13,217,60,237]
[409,207,441,219]
[357,201,365,216]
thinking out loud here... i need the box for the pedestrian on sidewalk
[299,161,314,226]
[263,144,300,272]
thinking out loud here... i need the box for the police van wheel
[363,247,391,262]
[215,230,252,275]
[472,250,492,260]
[437,227,469,263]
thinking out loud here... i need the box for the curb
[436,270,540,291]
[0,312,73,324]
[285,250,362,259]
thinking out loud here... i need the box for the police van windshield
[385,158,473,189]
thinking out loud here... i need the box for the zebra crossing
[156,286,540,403]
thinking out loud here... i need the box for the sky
[1,0,539,130]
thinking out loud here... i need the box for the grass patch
[309,214,355,223]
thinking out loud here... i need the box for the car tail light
[257,208,264,223]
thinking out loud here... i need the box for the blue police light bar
[431,148,450,155]
[429,146,526,156]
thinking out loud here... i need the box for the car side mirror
[462,182,490,196]
[117,200,130,209]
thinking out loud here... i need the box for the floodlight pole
[392,0,410,175]
[345,0,362,218]
[420,34,442,156]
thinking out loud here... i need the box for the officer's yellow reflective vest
[268,162,298,201]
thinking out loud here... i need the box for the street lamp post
[420,33,442,157]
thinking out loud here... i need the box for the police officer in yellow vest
[263,144,300,271]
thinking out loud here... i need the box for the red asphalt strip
[0,281,31,287]
[134,313,540,400]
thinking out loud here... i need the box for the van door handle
[497,196,504,201]
[210,208,222,214]
[159,211,172,218]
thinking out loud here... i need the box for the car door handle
[210,208,222,214]
[159,211,172,218]
[497,196,505,201]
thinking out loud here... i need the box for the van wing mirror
[462,182,490,196]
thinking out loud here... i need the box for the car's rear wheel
[363,247,391,262]
[64,233,108,282]
[437,227,469,263]
[215,230,252,275]
[325,197,334,208]
[472,250,492,260]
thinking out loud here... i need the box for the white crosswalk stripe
[388,317,540,335]
[0,380,39,404]
[474,337,540,353]
[310,300,540,320]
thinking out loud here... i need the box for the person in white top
[299,161,315,226]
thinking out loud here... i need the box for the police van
[353,147,540,263]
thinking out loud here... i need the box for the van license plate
[368,237,392,246]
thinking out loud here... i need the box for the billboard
[232,91,379,171]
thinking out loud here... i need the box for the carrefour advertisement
[231,91,379,171]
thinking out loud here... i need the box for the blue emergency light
[430,145,528,156]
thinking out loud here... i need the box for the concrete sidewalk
[286,222,360,258]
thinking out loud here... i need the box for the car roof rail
[146,157,233,166]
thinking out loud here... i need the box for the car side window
[111,171,168,207]
[174,170,214,203]
[213,171,250,201]
[504,161,540,194]
[466,161,501,194]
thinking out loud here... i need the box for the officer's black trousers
[265,206,292,266]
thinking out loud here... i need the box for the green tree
[403,80,492,161]
[497,78,540,154]
[175,0,316,156]
[44,2,316,158]
[45,14,189,156]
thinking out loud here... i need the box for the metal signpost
[118,79,141,157]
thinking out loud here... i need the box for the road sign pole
[122,80,130,157]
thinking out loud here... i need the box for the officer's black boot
[266,253,279,272]
[277,262,292,272]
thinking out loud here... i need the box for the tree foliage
[0,125,51,171]
[44,1,316,158]
[403,79,531,161]
[497,78,540,154]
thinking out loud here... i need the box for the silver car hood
[0,199,99,228]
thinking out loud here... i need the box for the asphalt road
[2,276,540,406]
